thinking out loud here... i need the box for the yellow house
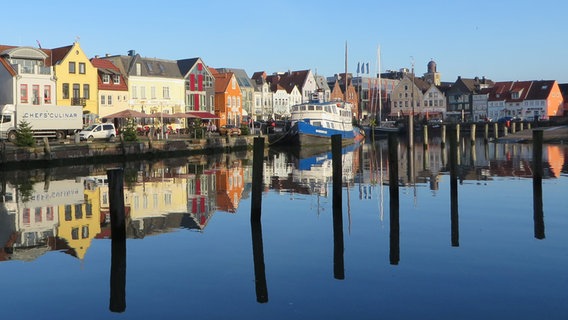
[102,51,185,130]
[50,41,99,119]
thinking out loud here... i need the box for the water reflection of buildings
[0,155,248,262]
[360,137,567,193]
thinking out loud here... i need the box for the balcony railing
[71,98,86,106]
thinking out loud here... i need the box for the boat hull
[270,121,363,147]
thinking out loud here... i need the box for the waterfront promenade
[0,134,262,170]
[495,125,568,143]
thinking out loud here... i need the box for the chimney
[128,50,136,56]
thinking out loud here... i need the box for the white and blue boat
[269,94,364,147]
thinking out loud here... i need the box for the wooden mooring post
[331,135,344,279]
[388,133,400,265]
[449,125,459,247]
[107,168,126,313]
[532,130,545,240]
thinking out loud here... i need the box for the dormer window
[113,75,120,84]
[512,92,519,99]
[102,74,110,84]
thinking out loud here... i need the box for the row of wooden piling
[105,128,546,309]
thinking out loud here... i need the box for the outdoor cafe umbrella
[102,109,150,119]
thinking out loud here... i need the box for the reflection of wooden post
[43,137,52,160]
[470,123,476,143]
[423,125,428,148]
[449,126,459,247]
[251,220,268,303]
[532,130,545,239]
[107,168,126,313]
[331,135,344,279]
[484,123,489,143]
[251,138,264,223]
[494,123,499,139]
[388,133,400,265]
[441,124,446,147]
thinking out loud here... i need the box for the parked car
[218,124,241,136]
[79,123,117,141]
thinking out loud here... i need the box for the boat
[268,93,364,147]
[363,45,405,139]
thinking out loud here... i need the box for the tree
[121,119,139,142]
[15,120,35,147]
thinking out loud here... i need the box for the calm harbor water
[0,135,567,319]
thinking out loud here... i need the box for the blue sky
[6,0,568,83]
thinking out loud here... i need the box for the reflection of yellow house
[50,42,99,116]
[127,176,188,221]
[57,201,101,260]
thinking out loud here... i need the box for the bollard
[107,168,126,313]
[511,122,516,134]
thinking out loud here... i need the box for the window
[132,85,137,99]
[151,86,156,99]
[83,84,90,99]
[113,75,120,84]
[163,86,170,99]
[102,74,110,84]
[69,61,76,73]
[32,85,40,105]
[62,83,69,99]
[20,84,28,103]
[101,95,106,104]
[79,62,86,74]
[73,84,80,99]
[44,85,51,104]
[141,86,146,99]
[108,95,112,105]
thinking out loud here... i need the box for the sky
[5,0,568,83]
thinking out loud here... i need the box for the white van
[78,123,116,141]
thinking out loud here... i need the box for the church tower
[423,59,441,86]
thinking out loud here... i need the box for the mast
[344,41,348,103]
[378,45,382,123]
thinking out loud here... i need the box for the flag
[357,62,360,74]
[366,63,370,74]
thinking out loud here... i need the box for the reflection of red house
[215,166,244,213]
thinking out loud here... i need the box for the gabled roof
[216,68,253,89]
[50,44,73,65]
[103,53,182,79]
[90,58,128,91]
[177,57,200,76]
[315,75,330,91]
[526,80,556,100]
[211,68,235,93]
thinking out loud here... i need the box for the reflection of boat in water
[364,120,406,138]
[268,142,360,196]
[269,93,364,147]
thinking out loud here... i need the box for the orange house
[210,68,242,127]
[215,163,244,213]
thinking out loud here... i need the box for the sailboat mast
[378,45,382,123]
[344,41,348,102]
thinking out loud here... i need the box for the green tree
[16,120,35,147]
[121,119,139,142]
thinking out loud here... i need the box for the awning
[188,111,219,119]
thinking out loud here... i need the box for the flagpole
[344,41,348,103]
